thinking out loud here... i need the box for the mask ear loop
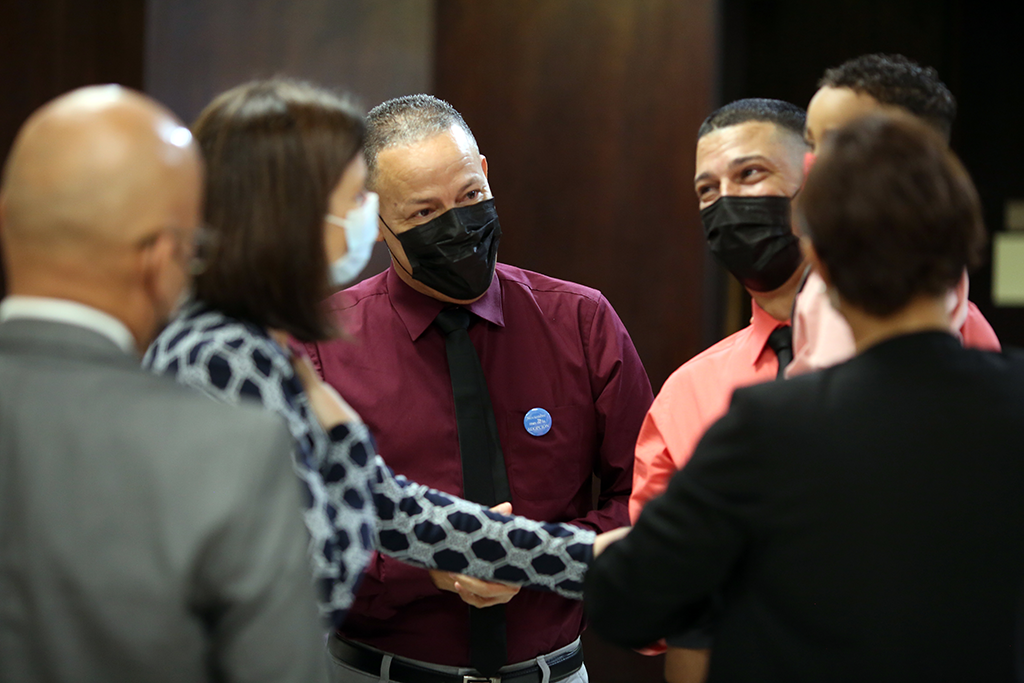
[378,214,416,278]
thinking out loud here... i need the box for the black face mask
[383,198,501,300]
[699,195,803,293]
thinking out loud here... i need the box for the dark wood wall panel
[144,0,434,123]
[435,0,717,392]
[144,0,435,280]
[1,0,146,298]
[1,0,145,162]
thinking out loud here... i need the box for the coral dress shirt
[630,302,785,522]
[305,263,652,666]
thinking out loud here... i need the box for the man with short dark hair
[305,94,653,683]
[789,53,999,377]
[0,86,325,682]
[629,97,809,683]
[587,111,1024,683]
[697,97,809,140]
[809,53,956,143]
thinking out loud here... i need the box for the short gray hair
[364,94,477,187]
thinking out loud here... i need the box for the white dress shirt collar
[0,296,137,354]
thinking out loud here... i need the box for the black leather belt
[329,635,584,683]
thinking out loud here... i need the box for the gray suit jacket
[0,320,326,682]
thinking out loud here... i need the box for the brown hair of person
[797,112,985,318]
[191,78,365,341]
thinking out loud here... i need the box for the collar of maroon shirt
[385,265,506,341]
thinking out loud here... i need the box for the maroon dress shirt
[305,263,653,666]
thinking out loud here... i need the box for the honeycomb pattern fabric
[144,303,595,626]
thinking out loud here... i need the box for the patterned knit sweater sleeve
[144,305,596,626]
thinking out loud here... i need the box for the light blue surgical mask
[325,191,379,286]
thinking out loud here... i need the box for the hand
[489,501,512,516]
[429,570,521,608]
[593,526,631,558]
[665,647,711,683]
[270,329,361,430]
[428,502,521,607]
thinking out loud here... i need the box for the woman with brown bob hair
[191,78,361,341]
[144,79,599,628]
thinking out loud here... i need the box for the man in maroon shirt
[306,94,653,683]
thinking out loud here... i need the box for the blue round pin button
[524,407,552,437]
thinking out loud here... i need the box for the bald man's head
[0,85,203,350]
[2,85,201,248]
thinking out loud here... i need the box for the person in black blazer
[585,112,1024,682]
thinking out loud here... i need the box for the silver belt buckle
[463,677,500,683]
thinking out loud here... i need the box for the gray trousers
[326,635,588,683]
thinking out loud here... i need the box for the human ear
[138,230,184,313]
[480,155,488,179]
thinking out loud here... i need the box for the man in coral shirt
[630,98,811,683]
[633,58,1002,683]
[790,53,999,377]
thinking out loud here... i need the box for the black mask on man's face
[699,195,803,292]
[383,198,501,301]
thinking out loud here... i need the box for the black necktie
[434,307,509,676]
[767,325,793,379]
